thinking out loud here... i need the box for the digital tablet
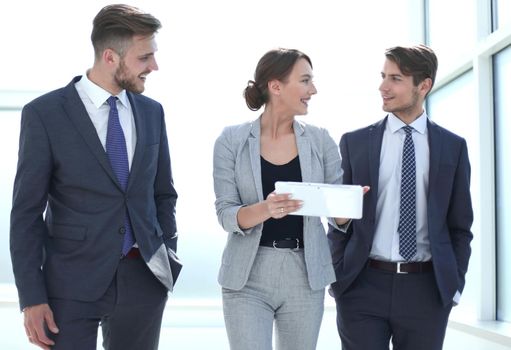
[274,181,363,218]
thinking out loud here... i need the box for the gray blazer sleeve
[319,128,346,230]
[213,125,261,236]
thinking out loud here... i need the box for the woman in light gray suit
[213,48,349,350]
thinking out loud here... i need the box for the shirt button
[119,227,126,234]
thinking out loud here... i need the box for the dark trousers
[335,265,452,350]
[48,256,168,350]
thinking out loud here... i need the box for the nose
[310,82,318,95]
[379,79,388,92]
[150,57,159,72]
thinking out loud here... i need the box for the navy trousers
[335,264,452,350]
[48,256,168,350]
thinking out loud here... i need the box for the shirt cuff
[453,290,461,306]
[329,218,352,233]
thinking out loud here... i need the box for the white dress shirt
[74,72,137,169]
[370,112,431,262]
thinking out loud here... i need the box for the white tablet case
[274,181,363,218]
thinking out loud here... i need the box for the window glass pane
[428,71,479,319]
[427,0,477,79]
[493,0,511,30]
[0,111,21,283]
[494,45,511,322]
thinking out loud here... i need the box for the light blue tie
[106,96,135,255]
[398,125,417,261]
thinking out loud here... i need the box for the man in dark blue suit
[10,4,180,350]
[328,45,473,349]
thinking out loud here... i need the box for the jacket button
[119,227,126,234]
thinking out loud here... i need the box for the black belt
[367,259,433,274]
[260,238,304,249]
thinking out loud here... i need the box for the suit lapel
[368,117,386,196]
[427,119,442,201]
[294,120,311,182]
[248,120,264,202]
[126,93,146,191]
[62,77,120,189]
[248,119,311,200]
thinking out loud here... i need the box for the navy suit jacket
[10,76,179,310]
[328,116,473,306]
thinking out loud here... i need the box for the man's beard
[384,88,421,116]
[114,60,145,94]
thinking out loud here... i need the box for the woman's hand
[265,192,303,219]
[236,192,303,229]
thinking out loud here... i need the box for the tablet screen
[274,181,363,218]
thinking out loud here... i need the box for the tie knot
[403,125,413,135]
[107,96,118,109]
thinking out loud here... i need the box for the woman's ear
[267,79,282,96]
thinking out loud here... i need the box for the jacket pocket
[48,224,87,241]
[155,222,164,237]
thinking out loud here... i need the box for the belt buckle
[272,238,300,249]
[396,262,408,274]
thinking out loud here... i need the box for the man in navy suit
[10,4,179,350]
[328,45,473,349]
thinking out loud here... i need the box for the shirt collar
[387,112,427,135]
[76,71,129,109]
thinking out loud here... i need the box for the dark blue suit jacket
[10,76,179,310]
[328,116,473,306]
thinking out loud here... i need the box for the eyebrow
[139,52,155,59]
[301,73,313,79]
[381,72,402,78]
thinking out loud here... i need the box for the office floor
[1,300,510,349]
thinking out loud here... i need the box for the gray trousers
[222,246,325,350]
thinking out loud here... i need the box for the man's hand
[334,186,371,225]
[23,303,59,350]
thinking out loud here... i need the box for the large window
[0,111,20,283]
[494,45,511,322]
[426,0,511,332]
[492,0,511,31]
[426,0,477,78]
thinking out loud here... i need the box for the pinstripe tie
[106,96,135,255]
[398,125,417,261]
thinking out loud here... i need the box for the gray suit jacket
[213,117,342,291]
[10,76,179,310]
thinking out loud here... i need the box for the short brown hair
[385,45,438,93]
[244,48,313,111]
[91,4,161,59]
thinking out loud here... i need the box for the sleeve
[321,128,350,232]
[154,106,179,252]
[448,139,474,293]
[10,104,52,310]
[213,127,260,236]
[327,132,356,234]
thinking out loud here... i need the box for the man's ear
[102,48,120,66]
[420,77,433,96]
[267,79,281,96]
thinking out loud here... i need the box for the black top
[260,155,303,242]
